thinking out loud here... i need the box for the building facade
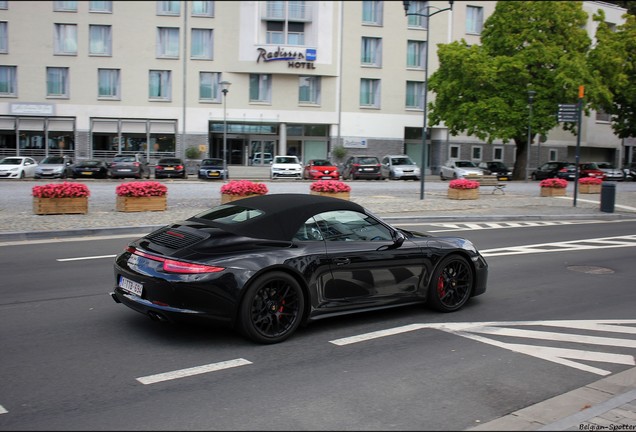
[0,1,630,173]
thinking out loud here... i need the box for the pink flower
[449,179,480,190]
[539,178,568,188]
[115,181,167,197]
[220,180,268,196]
[32,182,91,198]
[309,180,351,193]
[578,177,602,185]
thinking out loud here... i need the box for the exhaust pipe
[148,311,169,323]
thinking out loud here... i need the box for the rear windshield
[79,160,102,167]
[357,157,379,164]
[158,158,182,164]
[113,156,135,162]
[194,205,264,225]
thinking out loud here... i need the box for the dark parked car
[198,158,229,180]
[34,155,74,179]
[111,194,488,344]
[71,159,110,179]
[155,157,187,179]
[478,161,512,181]
[109,153,150,179]
[531,162,571,181]
[341,155,382,180]
[556,162,605,181]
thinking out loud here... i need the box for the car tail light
[133,162,140,167]
[176,165,184,170]
[126,247,224,274]
[156,166,163,171]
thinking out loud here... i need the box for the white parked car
[270,155,302,180]
[0,156,39,179]
[440,159,488,180]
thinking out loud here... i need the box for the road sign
[558,103,578,122]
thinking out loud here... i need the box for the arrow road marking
[330,320,636,376]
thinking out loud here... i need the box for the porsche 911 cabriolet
[111,194,488,344]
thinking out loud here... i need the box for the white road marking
[136,358,252,385]
[0,405,7,414]
[330,320,636,376]
[411,219,636,233]
[57,255,117,262]
[480,234,636,257]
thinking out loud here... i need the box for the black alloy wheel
[239,271,304,344]
[427,254,473,312]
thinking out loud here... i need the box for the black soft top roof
[190,193,366,241]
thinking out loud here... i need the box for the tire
[238,271,304,344]
[531,173,537,181]
[19,171,25,179]
[427,254,473,312]
[440,173,445,180]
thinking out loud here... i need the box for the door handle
[332,257,350,266]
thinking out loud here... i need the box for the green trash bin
[600,182,615,213]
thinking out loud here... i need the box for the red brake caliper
[437,275,446,298]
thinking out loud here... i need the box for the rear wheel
[427,255,473,312]
[238,271,304,344]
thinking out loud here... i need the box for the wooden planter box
[33,197,88,215]
[310,191,351,200]
[579,184,601,194]
[448,188,479,200]
[116,195,167,212]
[540,187,567,197]
[220,193,264,204]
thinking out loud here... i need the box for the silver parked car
[34,155,74,179]
[440,159,488,180]
[593,162,625,181]
[380,155,421,180]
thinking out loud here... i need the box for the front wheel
[238,271,304,344]
[427,255,473,312]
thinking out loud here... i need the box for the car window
[358,157,379,165]
[275,157,299,164]
[0,158,22,165]
[313,210,392,242]
[202,159,223,165]
[41,156,65,164]
[456,161,477,168]
[194,205,265,224]
[159,158,182,164]
[392,157,413,165]
[313,160,331,166]
[113,156,135,162]
[294,217,325,242]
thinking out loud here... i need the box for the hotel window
[191,29,213,60]
[360,78,381,108]
[299,76,320,105]
[249,74,272,103]
[0,66,16,96]
[406,81,424,109]
[406,1,428,29]
[54,24,78,55]
[596,108,611,122]
[0,2,7,9]
[53,1,77,12]
[264,1,308,46]
[199,72,221,102]
[362,1,383,25]
[0,22,7,54]
[89,1,112,13]
[89,25,112,56]
[157,27,179,58]
[466,6,484,35]
[47,67,69,98]
[149,70,172,101]
[449,145,460,159]
[192,1,214,17]
[361,37,382,67]
[472,146,482,161]
[407,40,426,69]
[157,1,180,16]
[98,69,120,99]
[493,147,503,161]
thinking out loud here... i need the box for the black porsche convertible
[111,194,488,344]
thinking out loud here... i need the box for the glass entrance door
[249,140,275,165]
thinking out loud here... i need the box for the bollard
[600,182,615,213]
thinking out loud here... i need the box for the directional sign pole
[573,86,584,207]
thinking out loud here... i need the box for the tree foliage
[427,1,608,180]
[588,11,636,138]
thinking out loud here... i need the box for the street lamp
[220,80,231,181]
[526,89,536,182]
[403,1,454,200]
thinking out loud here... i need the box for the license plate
[363,168,373,171]
[165,167,174,170]
[119,276,143,296]
[210,172,220,177]
[119,169,131,172]
[500,177,508,181]
[82,171,92,175]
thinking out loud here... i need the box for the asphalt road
[0,219,634,430]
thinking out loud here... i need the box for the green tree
[588,11,636,139]
[428,1,608,180]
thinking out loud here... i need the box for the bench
[465,174,506,195]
